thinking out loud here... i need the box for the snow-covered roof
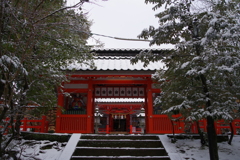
[66,56,164,71]
[95,98,145,103]
[91,48,168,56]
[65,49,167,71]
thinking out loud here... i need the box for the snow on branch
[34,0,86,24]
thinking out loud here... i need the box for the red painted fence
[193,119,240,135]
[152,115,240,135]
[21,116,49,133]
[57,115,88,133]
[10,114,237,134]
[3,116,49,133]
[150,115,184,134]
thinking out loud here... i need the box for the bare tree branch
[34,1,86,24]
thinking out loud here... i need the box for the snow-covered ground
[5,139,67,160]
[5,134,240,160]
[160,135,240,160]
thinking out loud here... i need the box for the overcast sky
[67,0,170,49]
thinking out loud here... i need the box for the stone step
[77,139,164,148]
[71,156,171,160]
[68,134,170,160]
[81,135,160,140]
[72,147,168,156]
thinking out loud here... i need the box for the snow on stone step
[71,155,171,159]
[68,134,171,160]
[58,134,81,160]
[75,147,165,149]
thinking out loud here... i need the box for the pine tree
[133,0,240,160]
[0,0,94,157]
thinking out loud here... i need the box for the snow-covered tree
[0,0,94,157]
[132,0,240,160]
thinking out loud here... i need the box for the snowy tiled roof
[79,57,164,71]
[95,98,145,103]
[91,48,169,57]
[66,49,167,71]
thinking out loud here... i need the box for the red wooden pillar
[22,118,27,131]
[106,115,110,134]
[45,120,49,133]
[109,114,113,133]
[233,120,237,135]
[129,114,133,134]
[203,119,207,132]
[144,98,148,133]
[55,87,64,133]
[191,122,198,134]
[40,116,46,133]
[87,79,94,133]
[146,80,153,133]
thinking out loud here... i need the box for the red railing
[2,116,49,133]
[152,115,240,135]
[196,119,240,135]
[57,115,88,133]
[151,115,184,134]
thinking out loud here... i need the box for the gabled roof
[66,49,166,72]
[91,48,169,57]
[95,98,145,103]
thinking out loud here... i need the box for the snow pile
[4,139,66,160]
[160,135,240,160]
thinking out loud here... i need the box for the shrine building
[55,49,183,134]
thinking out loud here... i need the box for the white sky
[67,0,170,49]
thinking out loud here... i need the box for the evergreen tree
[132,0,240,159]
[0,0,94,157]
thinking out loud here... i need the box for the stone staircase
[70,134,171,160]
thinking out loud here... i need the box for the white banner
[114,87,119,96]
[107,87,113,96]
[95,87,101,96]
[126,87,132,96]
[139,87,145,96]
[120,87,125,96]
[132,87,138,96]
[101,87,107,96]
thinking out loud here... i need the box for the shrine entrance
[93,86,146,134]
[113,119,126,132]
[55,49,166,134]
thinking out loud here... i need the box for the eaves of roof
[95,98,145,103]
[65,49,167,71]
[66,56,164,71]
[91,48,172,57]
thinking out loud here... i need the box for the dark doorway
[113,119,126,131]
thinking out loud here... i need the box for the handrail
[2,115,49,133]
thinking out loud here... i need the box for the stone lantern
[139,108,145,133]
[94,107,101,133]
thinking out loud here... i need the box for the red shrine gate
[54,49,240,134]
[55,76,184,134]
[56,75,163,134]
[55,49,183,134]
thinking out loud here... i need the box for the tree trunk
[196,121,206,145]
[207,116,219,160]
[198,74,219,160]
[15,76,29,137]
[15,114,23,138]
[192,19,219,160]
[170,120,176,143]
[228,122,234,145]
